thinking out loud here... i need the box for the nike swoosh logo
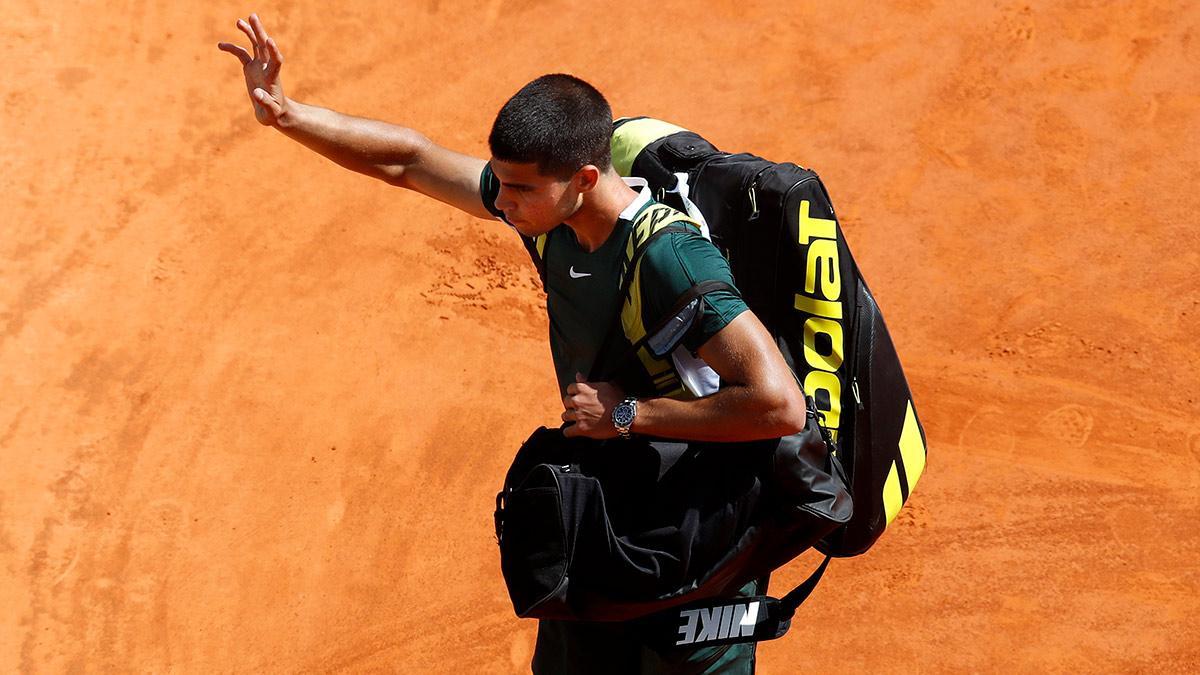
[569,266,592,279]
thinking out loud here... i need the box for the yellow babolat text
[793,200,845,442]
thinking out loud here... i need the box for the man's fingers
[561,409,575,423]
[267,37,283,65]
[236,18,257,45]
[217,42,252,66]
[249,13,271,48]
[266,38,284,76]
[562,423,579,438]
[236,19,260,60]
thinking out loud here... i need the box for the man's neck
[564,172,641,253]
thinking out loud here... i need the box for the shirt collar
[618,177,653,222]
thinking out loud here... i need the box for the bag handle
[666,172,711,240]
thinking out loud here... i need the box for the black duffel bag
[494,397,852,623]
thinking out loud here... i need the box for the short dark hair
[488,74,613,177]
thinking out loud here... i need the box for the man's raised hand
[218,14,287,125]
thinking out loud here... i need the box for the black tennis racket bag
[611,117,929,558]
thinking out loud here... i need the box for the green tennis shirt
[480,164,748,398]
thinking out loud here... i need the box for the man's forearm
[275,99,428,186]
[631,383,806,443]
[562,313,811,442]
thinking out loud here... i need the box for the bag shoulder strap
[635,555,834,650]
[587,207,706,381]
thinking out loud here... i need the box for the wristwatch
[612,397,638,439]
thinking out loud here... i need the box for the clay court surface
[3,1,1198,672]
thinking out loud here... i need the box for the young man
[220,14,808,673]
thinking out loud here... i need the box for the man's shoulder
[637,221,718,269]
[634,227,740,308]
[625,201,706,255]
[627,200,694,231]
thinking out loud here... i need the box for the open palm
[218,14,286,125]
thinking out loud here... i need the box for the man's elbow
[758,380,808,437]
[379,131,431,188]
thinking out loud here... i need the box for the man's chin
[512,221,540,236]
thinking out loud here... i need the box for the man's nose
[493,186,515,211]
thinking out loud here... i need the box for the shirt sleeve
[637,231,749,353]
[479,163,507,222]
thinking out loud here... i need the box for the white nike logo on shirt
[569,266,592,279]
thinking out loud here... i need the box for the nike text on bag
[610,116,929,558]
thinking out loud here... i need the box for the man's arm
[562,311,809,443]
[275,102,490,218]
[218,14,491,219]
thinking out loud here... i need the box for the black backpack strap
[619,276,729,365]
[587,221,698,381]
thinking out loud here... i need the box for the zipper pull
[851,378,863,409]
[747,186,760,221]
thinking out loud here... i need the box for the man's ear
[574,165,601,193]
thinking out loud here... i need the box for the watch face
[613,404,634,428]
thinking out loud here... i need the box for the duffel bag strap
[779,554,833,616]
[638,555,833,650]
[639,594,791,651]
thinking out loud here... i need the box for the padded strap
[642,280,734,359]
[587,222,698,381]
[593,279,735,384]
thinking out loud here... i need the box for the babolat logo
[792,200,846,442]
[675,601,760,646]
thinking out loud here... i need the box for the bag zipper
[745,165,774,221]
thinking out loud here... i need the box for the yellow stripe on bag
[898,400,926,493]
[535,234,547,260]
[611,118,689,177]
[882,460,904,526]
